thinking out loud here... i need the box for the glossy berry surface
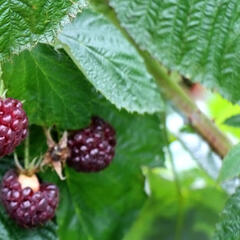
[67,116,116,172]
[0,170,59,228]
[0,98,28,157]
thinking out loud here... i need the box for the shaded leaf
[124,168,226,240]
[57,182,87,240]
[2,44,94,129]
[16,125,47,162]
[39,169,86,240]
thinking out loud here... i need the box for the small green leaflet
[224,114,240,128]
[218,144,240,182]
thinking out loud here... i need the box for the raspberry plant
[0,0,240,239]
[67,116,116,172]
[0,97,28,157]
[1,170,59,228]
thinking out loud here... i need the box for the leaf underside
[110,0,240,104]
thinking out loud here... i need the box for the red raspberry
[0,98,28,157]
[0,170,59,228]
[67,117,116,172]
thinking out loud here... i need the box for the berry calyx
[67,116,116,172]
[42,130,69,180]
[0,170,59,228]
[0,98,28,157]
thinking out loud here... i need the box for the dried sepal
[42,128,69,180]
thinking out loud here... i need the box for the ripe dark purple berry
[0,98,28,157]
[67,116,116,172]
[0,170,59,228]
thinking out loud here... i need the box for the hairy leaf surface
[110,0,240,103]
[58,9,163,114]
[0,0,86,60]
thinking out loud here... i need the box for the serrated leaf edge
[1,0,88,62]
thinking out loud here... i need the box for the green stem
[142,52,232,158]
[162,111,182,197]
[24,135,30,169]
[162,111,183,240]
[90,0,233,158]
[0,65,6,98]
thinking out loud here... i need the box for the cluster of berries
[0,97,116,228]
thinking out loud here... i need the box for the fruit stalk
[90,0,233,158]
[24,135,30,169]
[141,51,232,158]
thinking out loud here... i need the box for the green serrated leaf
[0,0,87,60]
[218,144,240,182]
[110,0,240,103]
[2,44,94,129]
[65,98,165,240]
[58,9,163,114]
[224,114,240,128]
[214,188,240,240]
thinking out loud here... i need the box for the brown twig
[141,51,232,158]
[90,0,233,158]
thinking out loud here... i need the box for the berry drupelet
[67,117,116,172]
[0,98,28,157]
[0,170,59,228]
